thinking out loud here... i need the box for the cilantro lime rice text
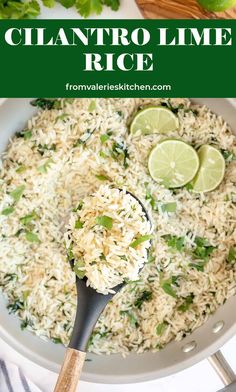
[0,98,235,355]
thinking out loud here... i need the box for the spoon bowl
[54,189,151,392]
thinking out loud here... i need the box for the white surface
[38,0,142,19]
[2,335,236,392]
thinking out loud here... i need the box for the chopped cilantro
[75,218,83,229]
[16,165,27,173]
[88,100,96,111]
[20,211,38,225]
[145,191,158,210]
[96,215,113,230]
[31,99,58,110]
[10,185,25,202]
[160,276,178,298]
[161,202,177,213]
[16,129,32,140]
[7,300,24,314]
[193,236,215,260]
[177,294,194,312]
[1,207,14,216]
[52,337,63,344]
[95,174,109,181]
[163,235,185,252]
[227,247,236,264]
[37,144,56,155]
[73,261,85,279]
[120,310,139,327]
[37,159,53,174]
[100,134,110,144]
[221,149,236,162]
[111,141,129,168]
[156,321,168,336]
[134,290,152,309]
[25,231,40,243]
[130,235,152,249]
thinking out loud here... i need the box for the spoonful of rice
[54,185,152,392]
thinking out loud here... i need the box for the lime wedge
[192,145,225,193]
[130,107,179,135]
[148,140,199,188]
[198,0,236,12]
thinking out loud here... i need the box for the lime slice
[192,145,225,193]
[148,140,199,188]
[198,0,236,12]
[130,107,179,135]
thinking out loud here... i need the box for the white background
[1,2,236,391]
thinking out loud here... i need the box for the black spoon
[54,191,151,392]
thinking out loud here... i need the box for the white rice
[0,98,235,356]
[65,185,152,294]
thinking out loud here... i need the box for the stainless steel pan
[0,98,236,389]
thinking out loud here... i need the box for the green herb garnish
[111,141,129,168]
[120,310,139,327]
[221,149,236,162]
[25,231,40,243]
[88,100,96,111]
[161,202,177,213]
[134,290,152,309]
[96,215,113,230]
[193,236,215,261]
[95,174,109,181]
[1,207,14,216]
[75,218,84,229]
[73,261,85,279]
[16,129,32,140]
[37,144,56,155]
[10,185,25,202]
[100,134,110,144]
[7,300,24,314]
[163,235,185,252]
[20,211,38,225]
[130,235,152,249]
[37,159,53,174]
[160,276,178,298]
[227,247,236,264]
[145,191,158,210]
[177,294,194,312]
[16,165,27,173]
[156,321,168,336]
[31,99,58,110]
[52,337,63,344]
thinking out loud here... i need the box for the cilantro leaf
[96,215,113,230]
[177,294,194,312]
[120,310,139,328]
[10,185,25,202]
[75,0,103,17]
[163,235,185,252]
[156,321,168,336]
[227,247,236,264]
[134,290,152,309]
[1,207,14,216]
[130,235,152,249]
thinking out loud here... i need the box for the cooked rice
[65,185,152,294]
[0,98,235,355]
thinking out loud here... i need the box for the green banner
[0,19,236,97]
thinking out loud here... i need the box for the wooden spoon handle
[54,348,86,392]
[135,0,236,19]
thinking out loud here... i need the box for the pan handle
[208,350,236,390]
